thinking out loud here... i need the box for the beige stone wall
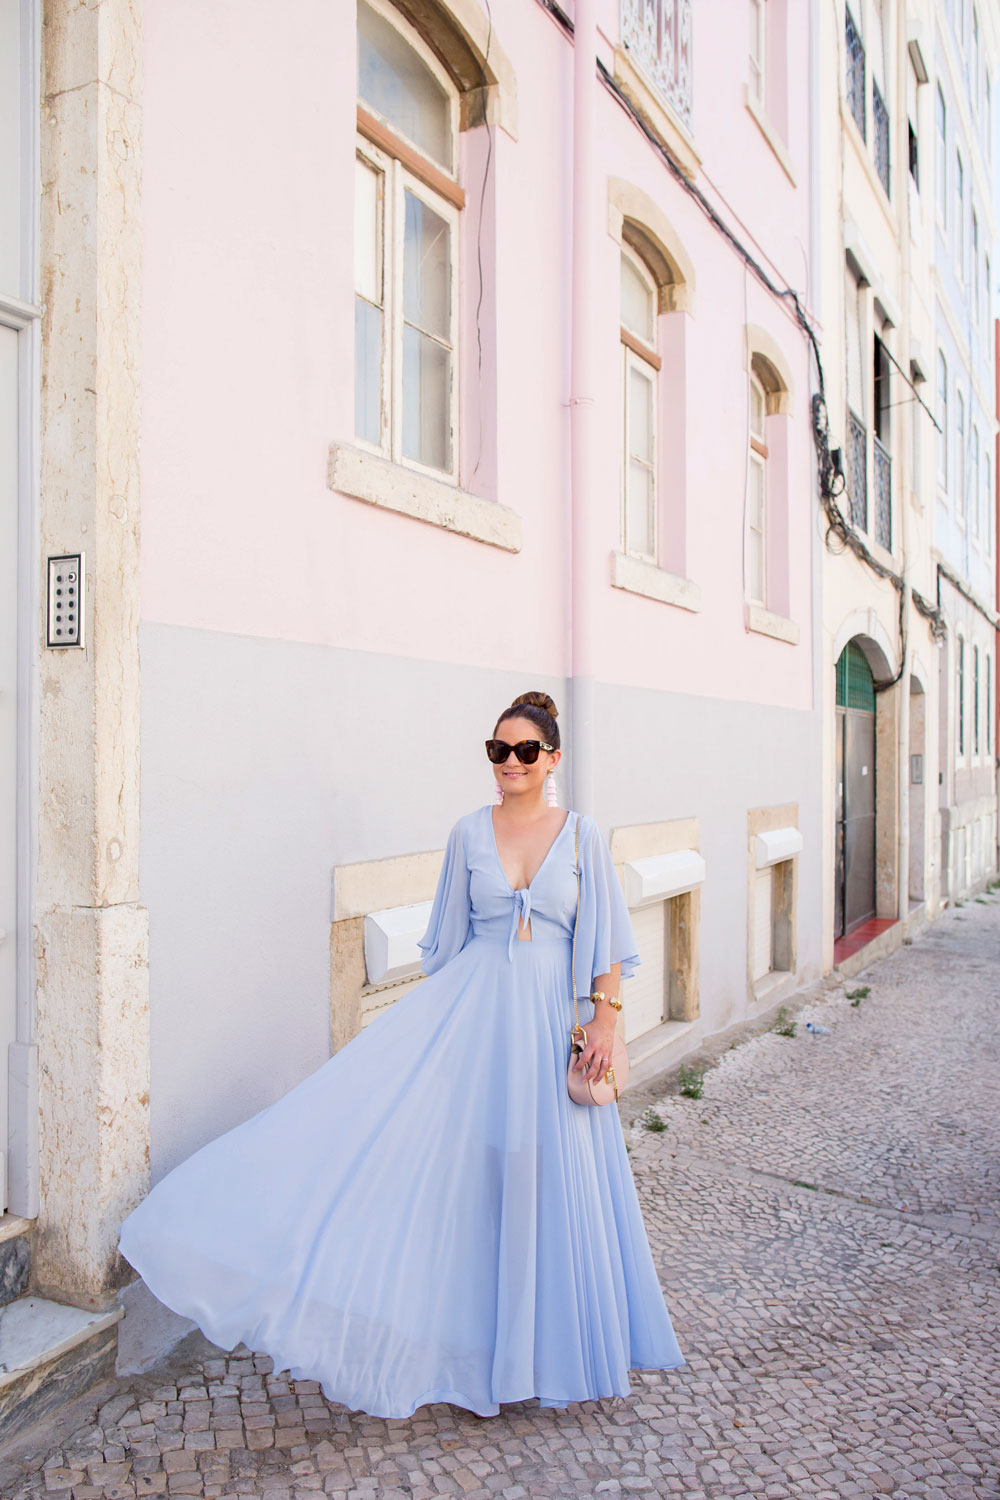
[34,0,148,1305]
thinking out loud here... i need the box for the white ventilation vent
[363,900,434,985]
[624,849,706,907]
[754,827,803,869]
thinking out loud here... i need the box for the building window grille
[873,435,892,550]
[873,78,890,195]
[620,0,693,132]
[847,409,868,532]
[845,7,866,139]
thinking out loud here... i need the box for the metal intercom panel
[46,554,85,648]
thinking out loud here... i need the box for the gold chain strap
[570,813,583,1043]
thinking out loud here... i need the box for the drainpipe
[995,316,999,868]
[569,0,597,817]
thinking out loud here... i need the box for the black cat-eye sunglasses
[485,738,555,765]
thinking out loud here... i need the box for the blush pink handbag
[567,814,630,1106]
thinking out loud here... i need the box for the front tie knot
[507,886,532,958]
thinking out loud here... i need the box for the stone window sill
[747,602,800,645]
[328,441,522,552]
[611,46,701,181]
[751,969,797,1007]
[743,87,797,186]
[611,552,701,612]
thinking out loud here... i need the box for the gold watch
[590,989,623,1011]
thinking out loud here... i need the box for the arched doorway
[835,641,877,936]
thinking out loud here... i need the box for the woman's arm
[572,961,622,1084]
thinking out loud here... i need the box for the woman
[117,690,685,1418]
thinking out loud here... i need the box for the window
[749,0,765,108]
[972,210,980,324]
[748,373,767,603]
[987,75,992,160]
[988,654,993,753]
[870,0,889,196]
[845,266,867,530]
[620,246,660,562]
[845,6,866,138]
[907,59,919,191]
[986,452,994,556]
[986,255,992,355]
[936,86,947,226]
[937,350,948,491]
[958,636,966,756]
[971,425,980,541]
[956,388,966,524]
[873,333,892,549]
[955,150,965,279]
[974,645,980,754]
[973,9,981,112]
[355,0,461,478]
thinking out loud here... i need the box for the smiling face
[491,714,561,802]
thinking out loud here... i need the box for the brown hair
[494,690,560,750]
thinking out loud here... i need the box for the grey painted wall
[140,622,823,1177]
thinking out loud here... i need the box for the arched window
[748,371,767,604]
[355,0,462,477]
[620,246,660,561]
[745,343,793,620]
[937,349,948,491]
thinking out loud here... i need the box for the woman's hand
[572,1017,618,1085]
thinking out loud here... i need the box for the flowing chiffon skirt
[118,932,685,1418]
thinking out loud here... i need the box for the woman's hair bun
[511,690,558,720]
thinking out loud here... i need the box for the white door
[624,900,668,1043]
[0,323,17,1212]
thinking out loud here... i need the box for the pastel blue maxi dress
[117,805,685,1418]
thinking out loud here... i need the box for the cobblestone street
[2,898,998,1500]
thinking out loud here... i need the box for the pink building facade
[129,0,823,1186]
[0,0,825,1399]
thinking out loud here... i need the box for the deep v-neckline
[488,806,572,894]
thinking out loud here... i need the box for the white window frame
[986,451,993,557]
[935,85,947,229]
[971,208,980,325]
[971,423,980,543]
[956,386,966,526]
[354,1,461,483]
[957,633,966,759]
[937,349,948,493]
[354,136,460,482]
[955,148,965,282]
[748,370,767,605]
[620,245,660,564]
[749,0,765,109]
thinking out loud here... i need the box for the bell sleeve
[417,818,472,975]
[572,814,641,1000]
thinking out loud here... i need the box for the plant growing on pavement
[678,1063,705,1097]
[773,1006,797,1037]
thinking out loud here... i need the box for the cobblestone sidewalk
[2,897,998,1500]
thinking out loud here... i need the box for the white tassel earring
[545,768,558,807]
[494,777,504,804]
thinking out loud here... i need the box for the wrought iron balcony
[873,435,892,550]
[620,0,693,133]
[873,79,890,196]
[847,409,868,532]
[845,7,866,140]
